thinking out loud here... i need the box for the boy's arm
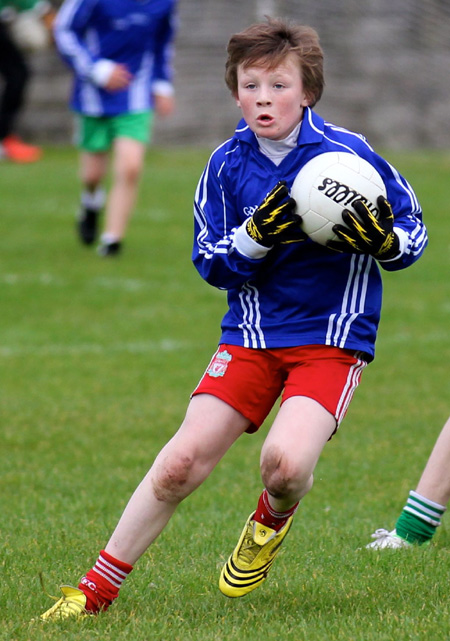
[53,0,113,87]
[192,160,305,289]
[151,6,176,102]
[378,171,427,271]
[192,163,265,290]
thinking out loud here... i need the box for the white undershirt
[256,122,302,165]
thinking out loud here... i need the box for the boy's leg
[0,23,29,140]
[98,112,152,254]
[41,394,250,619]
[220,396,335,597]
[0,24,41,163]
[78,150,108,245]
[99,137,145,253]
[80,151,109,190]
[260,395,336,507]
[220,346,365,597]
[105,394,250,565]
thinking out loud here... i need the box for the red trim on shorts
[192,344,367,433]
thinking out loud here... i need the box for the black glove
[327,196,400,260]
[246,181,306,247]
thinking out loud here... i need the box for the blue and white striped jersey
[54,0,176,116]
[193,108,427,360]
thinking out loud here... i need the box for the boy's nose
[257,93,272,106]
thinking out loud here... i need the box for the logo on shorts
[207,350,232,378]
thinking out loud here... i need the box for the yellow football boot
[219,512,293,597]
[40,585,91,621]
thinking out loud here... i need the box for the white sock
[81,187,106,210]
[100,232,120,245]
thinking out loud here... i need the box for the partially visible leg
[367,416,450,550]
[415,416,450,504]
[394,416,450,544]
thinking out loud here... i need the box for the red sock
[78,550,133,613]
[254,489,299,531]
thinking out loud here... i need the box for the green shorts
[75,111,154,152]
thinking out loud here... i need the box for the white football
[291,151,387,246]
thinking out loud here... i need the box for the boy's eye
[274,83,285,89]
[245,83,256,90]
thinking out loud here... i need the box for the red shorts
[192,344,367,433]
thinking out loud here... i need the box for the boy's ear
[301,93,310,107]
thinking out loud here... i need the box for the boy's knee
[117,160,142,185]
[126,164,141,183]
[152,453,194,503]
[261,445,313,499]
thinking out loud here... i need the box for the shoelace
[46,597,87,619]
[370,528,392,540]
[369,528,409,548]
[237,526,262,564]
[39,572,56,600]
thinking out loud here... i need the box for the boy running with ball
[41,17,427,619]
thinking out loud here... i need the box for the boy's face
[235,53,309,141]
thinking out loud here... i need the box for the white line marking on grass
[380,330,448,345]
[140,208,169,221]
[0,339,189,357]
[3,274,152,292]
[92,277,149,292]
[3,273,65,286]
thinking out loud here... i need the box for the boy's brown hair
[225,17,324,107]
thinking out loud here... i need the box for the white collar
[256,121,302,165]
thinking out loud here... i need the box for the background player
[54,0,177,256]
[0,0,54,162]
[40,17,427,619]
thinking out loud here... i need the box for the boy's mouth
[257,113,274,124]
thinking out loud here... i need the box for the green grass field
[1,147,449,641]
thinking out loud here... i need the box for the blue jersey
[193,108,427,361]
[54,0,176,116]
